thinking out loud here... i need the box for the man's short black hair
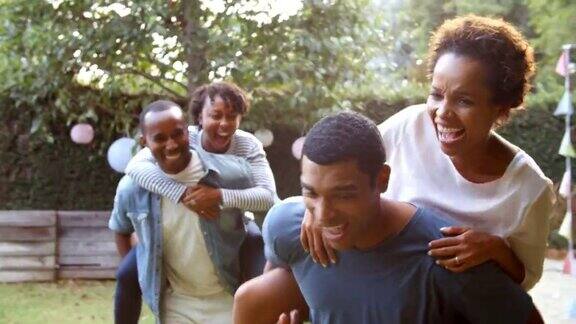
[139,100,185,133]
[302,111,386,180]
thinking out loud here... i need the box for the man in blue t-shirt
[233,112,543,324]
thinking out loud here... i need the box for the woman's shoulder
[506,148,553,194]
[516,151,552,183]
[230,129,263,156]
[232,129,261,146]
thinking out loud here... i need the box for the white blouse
[379,104,555,290]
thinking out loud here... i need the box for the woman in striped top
[114,81,276,324]
[126,81,276,213]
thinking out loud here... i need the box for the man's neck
[355,199,416,250]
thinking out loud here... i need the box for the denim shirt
[109,147,253,319]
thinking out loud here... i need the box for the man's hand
[115,233,132,258]
[300,209,337,267]
[181,184,222,219]
[428,227,501,272]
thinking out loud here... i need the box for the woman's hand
[300,209,338,267]
[181,184,222,219]
[428,226,502,272]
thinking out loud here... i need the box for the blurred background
[0,0,574,208]
[0,1,575,323]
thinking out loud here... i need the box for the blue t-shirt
[263,198,534,324]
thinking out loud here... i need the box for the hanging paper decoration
[556,51,569,77]
[291,136,306,160]
[70,123,94,144]
[254,128,274,147]
[554,91,574,116]
[560,171,572,198]
[563,241,576,277]
[107,137,136,173]
[559,131,576,158]
[560,211,572,239]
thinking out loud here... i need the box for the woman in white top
[230,15,555,324]
[302,15,554,291]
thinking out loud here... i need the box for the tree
[0,0,384,148]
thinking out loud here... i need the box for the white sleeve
[124,147,186,203]
[220,138,276,211]
[508,185,555,290]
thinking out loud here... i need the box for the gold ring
[455,256,461,266]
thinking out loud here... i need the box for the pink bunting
[556,51,569,77]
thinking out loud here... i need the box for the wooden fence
[0,210,119,282]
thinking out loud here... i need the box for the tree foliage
[0,0,384,149]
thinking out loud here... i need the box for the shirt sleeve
[125,147,186,203]
[262,198,305,268]
[508,185,555,290]
[435,262,534,323]
[108,180,134,234]
[221,135,277,211]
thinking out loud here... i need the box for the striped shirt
[125,126,277,211]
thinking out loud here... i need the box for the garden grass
[0,280,154,324]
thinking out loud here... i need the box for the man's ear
[376,164,391,193]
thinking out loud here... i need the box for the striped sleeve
[124,147,186,203]
[220,131,277,211]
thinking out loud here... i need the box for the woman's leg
[114,247,142,324]
[239,220,266,282]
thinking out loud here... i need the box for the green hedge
[0,99,566,209]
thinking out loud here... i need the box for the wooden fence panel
[58,211,110,227]
[59,255,120,268]
[0,242,56,256]
[0,256,56,270]
[0,211,57,227]
[59,227,115,242]
[59,267,116,279]
[57,210,118,279]
[0,270,55,282]
[0,227,56,242]
[58,241,117,256]
[0,210,120,281]
[0,211,57,282]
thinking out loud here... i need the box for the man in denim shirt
[109,101,253,323]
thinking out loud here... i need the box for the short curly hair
[188,81,250,128]
[427,15,535,111]
[302,111,386,184]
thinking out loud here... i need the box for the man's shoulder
[116,175,154,200]
[262,197,306,263]
[264,197,305,234]
[407,207,454,240]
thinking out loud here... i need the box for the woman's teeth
[437,125,465,142]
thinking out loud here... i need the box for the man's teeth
[166,152,181,159]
